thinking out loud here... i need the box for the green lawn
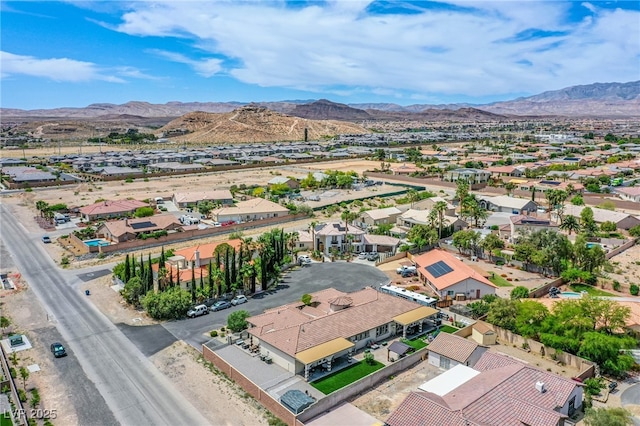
[402,338,428,350]
[311,360,384,394]
[569,284,615,297]
[489,274,513,287]
[0,413,12,426]
[439,325,459,334]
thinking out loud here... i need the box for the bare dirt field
[151,341,269,426]
[605,244,640,294]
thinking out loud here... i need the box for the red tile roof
[426,333,481,363]
[248,287,425,357]
[413,249,496,290]
[387,352,577,426]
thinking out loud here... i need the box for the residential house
[313,222,365,255]
[210,198,289,223]
[485,165,525,178]
[295,230,314,251]
[410,196,456,215]
[268,176,300,190]
[391,163,421,176]
[396,209,467,233]
[413,249,496,300]
[96,214,182,243]
[3,166,57,183]
[79,199,150,221]
[426,333,488,370]
[510,215,559,241]
[478,195,538,214]
[558,205,640,230]
[246,287,438,378]
[169,239,243,269]
[445,168,491,184]
[616,186,640,203]
[172,190,234,208]
[356,207,403,229]
[387,351,583,426]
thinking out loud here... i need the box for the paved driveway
[161,262,389,350]
[621,383,640,426]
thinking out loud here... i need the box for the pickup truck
[396,265,417,275]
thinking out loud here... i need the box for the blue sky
[1,0,639,109]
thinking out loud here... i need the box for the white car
[358,252,368,259]
[298,254,311,264]
[187,304,209,318]
[396,265,417,274]
[231,295,248,306]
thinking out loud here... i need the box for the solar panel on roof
[425,260,453,278]
[130,221,155,229]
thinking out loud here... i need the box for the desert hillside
[157,106,370,143]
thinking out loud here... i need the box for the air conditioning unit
[535,381,546,393]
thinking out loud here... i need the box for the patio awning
[393,306,438,326]
[295,337,354,365]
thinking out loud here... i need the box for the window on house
[447,290,455,296]
[376,324,389,336]
[353,331,370,341]
[331,237,338,244]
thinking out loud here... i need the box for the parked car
[42,235,52,244]
[212,222,222,227]
[396,265,417,274]
[358,252,369,259]
[298,254,311,264]
[231,295,248,306]
[50,342,66,358]
[187,304,209,318]
[211,301,232,312]
[221,220,236,227]
[367,253,379,261]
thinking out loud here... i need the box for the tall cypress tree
[176,265,180,289]
[147,253,153,292]
[224,248,230,294]
[139,254,144,278]
[130,252,136,279]
[124,254,131,283]
[208,262,214,298]
[160,246,166,268]
[190,263,196,302]
[168,266,174,288]
[237,247,243,287]
[230,248,237,287]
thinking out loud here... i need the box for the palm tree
[340,211,358,254]
[432,201,448,239]
[406,189,420,207]
[559,215,581,235]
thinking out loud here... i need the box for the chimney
[125,218,129,227]
[535,381,546,393]
[194,250,200,268]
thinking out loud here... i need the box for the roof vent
[535,381,546,393]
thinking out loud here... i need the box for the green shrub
[631,284,639,296]
[210,330,218,337]
[18,388,26,402]
[612,280,621,291]
[227,310,250,333]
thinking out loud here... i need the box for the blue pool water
[84,239,110,247]
[560,291,583,299]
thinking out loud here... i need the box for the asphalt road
[162,262,389,350]
[0,202,208,426]
[621,383,640,426]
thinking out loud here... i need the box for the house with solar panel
[96,214,183,243]
[412,249,496,300]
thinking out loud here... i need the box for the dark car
[42,235,52,244]
[211,301,232,312]
[50,342,66,358]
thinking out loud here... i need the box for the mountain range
[2,81,638,120]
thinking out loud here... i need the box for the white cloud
[0,51,123,82]
[148,49,222,77]
[0,51,159,83]
[111,1,640,99]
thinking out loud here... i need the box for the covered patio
[392,306,439,339]
[296,337,355,382]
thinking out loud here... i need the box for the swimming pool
[560,291,584,299]
[84,239,111,247]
